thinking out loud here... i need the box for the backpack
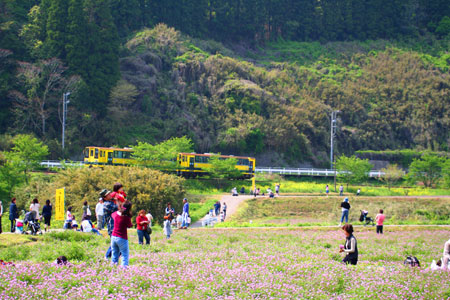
[404,256,420,267]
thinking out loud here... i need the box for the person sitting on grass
[81,217,101,235]
[339,224,358,265]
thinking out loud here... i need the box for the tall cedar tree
[43,0,68,59]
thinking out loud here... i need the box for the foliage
[204,155,242,188]
[336,155,373,188]
[356,149,449,168]
[408,154,448,188]
[443,159,450,188]
[435,16,450,37]
[379,164,404,189]
[2,134,49,183]
[13,166,185,225]
[132,136,193,170]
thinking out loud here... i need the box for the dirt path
[191,194,254,228]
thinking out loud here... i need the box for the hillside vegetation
[0,1,449,165]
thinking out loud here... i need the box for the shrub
[14,166,185,225]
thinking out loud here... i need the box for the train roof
[85,146,133,151]
[178,153,255,159]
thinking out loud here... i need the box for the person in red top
[375,209,386,234]
[111,201,133,266]
[110,183,127,205]
[136,210,150,245]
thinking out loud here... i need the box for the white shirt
[176,215,182,223]
[81,220,92,232]
[95,202,104,215]
[30,203,40,218]
[145,213,153,227]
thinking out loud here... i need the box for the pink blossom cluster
[0,228,448,299]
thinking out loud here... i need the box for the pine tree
[43,0,69,59]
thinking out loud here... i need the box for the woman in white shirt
[29,198,40,219]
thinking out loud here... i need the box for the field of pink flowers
[0,228,449,299]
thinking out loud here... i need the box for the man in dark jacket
[100,189,118,260]
[9,198,18,233]
[339,198,351,226]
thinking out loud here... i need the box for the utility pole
[62,92,71,153]
[330,110,339,192]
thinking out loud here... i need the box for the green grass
[228,196,450,227]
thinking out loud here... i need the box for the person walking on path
[9,198,18,233]
[339,198,351,226]
[339,185,344,196]
[222,202,227,220]
[375,209,385,234]
[95,198,104,230]
[339,224,358,265]
[111,201,133,267]
[214,201,221,217]
[181,198,189,229]
[326,185,329,197]
[136,210,150,245]
[275,183,280,196]
[30,198,40,220]
[42,200,52,232]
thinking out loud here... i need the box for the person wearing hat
[339,197,351,226]
[181,198,189,229]
[101,189,118,260]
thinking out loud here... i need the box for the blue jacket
[9,203,18,220]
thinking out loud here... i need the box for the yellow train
[83,146,255,178]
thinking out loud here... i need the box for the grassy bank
[226,196,450,227]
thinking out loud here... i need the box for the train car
[177,153,255,178]
[83,147,256,178]
[83,146,134,166]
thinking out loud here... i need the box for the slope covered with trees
[0,0,449,166]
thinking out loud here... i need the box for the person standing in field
[442,238,450,270]
[163,215,172,239]
[326,185,329,197]
[222,202,227,220]
[42,199,52,232]
[339,185,344,196]
[275,183,280,196]
[339,198,350,226]
[136,210,150,245]
[82,201,92,221]
[30,198,40,220]
[356,188,361,196]
[375,209,385,234]
[95,198,104,230]
[181,198,189,229]
[339,224,358,265]
[9,198,18,233]
[111,201,133,267]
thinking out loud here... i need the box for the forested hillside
[0,0,449,166]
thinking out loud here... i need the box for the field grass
[0,228,449,298]
[227,196,450,227]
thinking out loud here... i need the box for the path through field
[191,194,253,228]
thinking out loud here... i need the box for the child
[15,210,25,234]
[356,189,361,196]
[71,218,78,230]
[375,209,385,234]
[220,211,224,222]
[163,216,172,239]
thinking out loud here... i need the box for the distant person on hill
[42,200,52,232]
[339,224,358,265]
[275,183,280,196]
[375,209,385,234]
[339,198,351,226]
[339,185,344,196]
[326,185,329,197]
[356,189,361,196]
[9,198,18,233]
[253,187,258,197]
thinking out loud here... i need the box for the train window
[84,149,89,158]
[123,152,131,159]
[94,148,98,159]
[90,149,93,157]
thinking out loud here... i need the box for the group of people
[251,184,280,198]
[326,184,361,197]
[162,198,190,238]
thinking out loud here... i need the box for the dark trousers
[343,255,358,265]
[376,225,383,234]
[10,219,16,232]
[137,229,150,244]
[0,216,2,233]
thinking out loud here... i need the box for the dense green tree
[205,155,242,188]
[42,0,68,59]
[379,164,404,189]
[336,155,373,188]
[408,154,447,188]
